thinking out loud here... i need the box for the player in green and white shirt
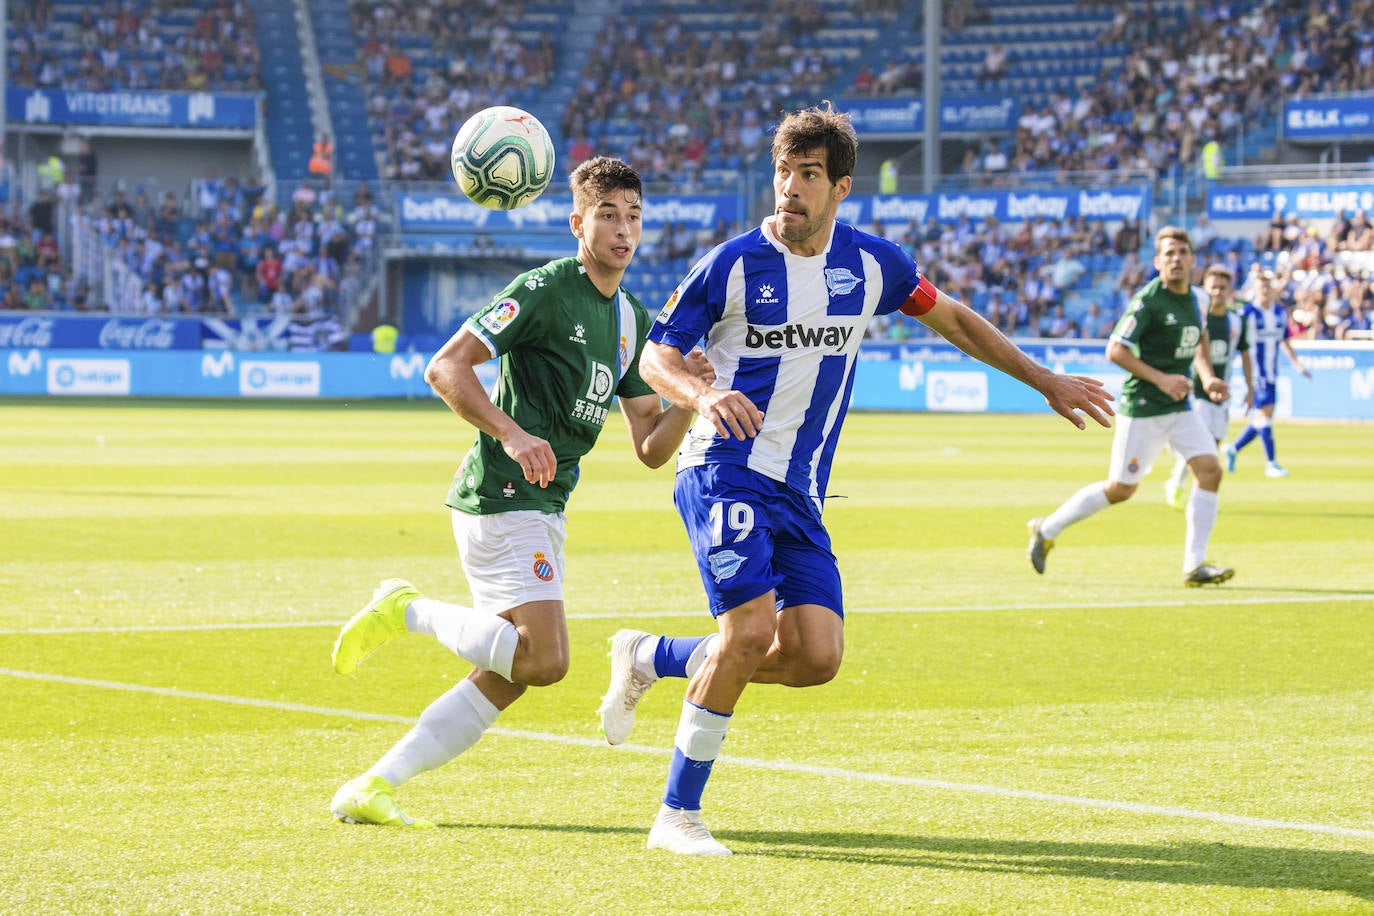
[327,157,711,828]
[1028,227,1236,586]
[1163,266,1253,508]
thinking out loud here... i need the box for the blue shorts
[1253,377,1278,409]
[673,463,843,619]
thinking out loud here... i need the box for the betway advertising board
[839,187,1152,227]
[396,193,742,233]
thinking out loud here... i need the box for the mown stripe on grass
[2,665,1371,841]
[3,591,1371,635]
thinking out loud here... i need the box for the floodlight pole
[923,0,940,193]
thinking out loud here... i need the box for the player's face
[1153,238,1195,293]
[772,149,850,255]
[1203,275,1233,310]
[573,189,642,273]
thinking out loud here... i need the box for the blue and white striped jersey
[649,216,922,501]
[1242,300,1291,387]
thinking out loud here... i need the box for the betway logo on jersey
[744,322,854,352]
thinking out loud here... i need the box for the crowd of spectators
[1248,208,1374,340]
[560,1,903,187]
[3,171,381,336]
[7,0,262,94]
[351,0,556,182]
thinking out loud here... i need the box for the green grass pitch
[2,397,1371,915]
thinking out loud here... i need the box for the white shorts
[450,509,567,614]
[1108,410,1216,485]
[1192,398,1230,442]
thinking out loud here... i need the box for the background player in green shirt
[1163,264,1253,509]
[327,157,710,827]
[1028,226,1235,586]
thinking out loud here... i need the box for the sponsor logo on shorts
[532,552,555,581]
[708,549,746,583]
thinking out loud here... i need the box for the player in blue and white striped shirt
[1223,271,1310,477]
[596,103,1115,857]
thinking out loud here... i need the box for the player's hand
[1159,373,1191,401]
[1244,387,1255,411]
[696,388,764,440]
[502,430,558,487]
[1042,373,1114,430]
[684,347,715,386]
[1205,376,1229,403]
[1300,366,1312,380]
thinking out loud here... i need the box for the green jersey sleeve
[615,293,656,401]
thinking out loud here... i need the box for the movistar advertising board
[8,87,256,129]
[4,342,1369,421]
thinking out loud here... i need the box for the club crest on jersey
[480,299,520,335]
[532,552,555,581]
[755,283,780,305]
[824,267,862,297]
[708,549,746,583]
[618,334,630,370]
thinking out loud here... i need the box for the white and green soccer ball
[450,105,556,210]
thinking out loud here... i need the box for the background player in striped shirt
[1223,271,1311,477]
[597,103,1114,856]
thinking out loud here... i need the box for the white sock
[1167,455,1188,492]
[1184,488,1219,572]
[684,634,720,679]
[369,678,501,788]
[1041,482,1111,540]
[632,635,659,681]
[407,597,518,682]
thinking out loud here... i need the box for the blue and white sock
[662,701,731,810]
[652,634,719,679]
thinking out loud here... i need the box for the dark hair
[771,101,858,182]
[569,156,642,213]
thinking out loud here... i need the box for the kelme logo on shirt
[824,267,862,296]
[756,284,779,305]
[479,299,520,335]
[745,322,854,352]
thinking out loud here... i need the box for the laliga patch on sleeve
[656,288,680,323]
[480,298,521,335]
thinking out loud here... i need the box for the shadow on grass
[440,822,1373,899]
[721,830,1374,899]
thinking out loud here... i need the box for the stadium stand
[3,0,1372,341]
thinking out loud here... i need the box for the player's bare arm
[1282,339,1312,379]
[1240,349,1256,409]
[620,347,714,467]
[640,340,764,441]
[918,290,1114,429]
[425,328,558,487]
[1107,339,1190,401]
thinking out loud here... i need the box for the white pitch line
[2,592,1371,636]
[1,666,1371,842]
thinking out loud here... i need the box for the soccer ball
[450,106,556,211]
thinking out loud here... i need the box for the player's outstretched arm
[641,341,763,440]
[425,329,558,487]
[621,348,715,468]
[918,291,1114,429]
